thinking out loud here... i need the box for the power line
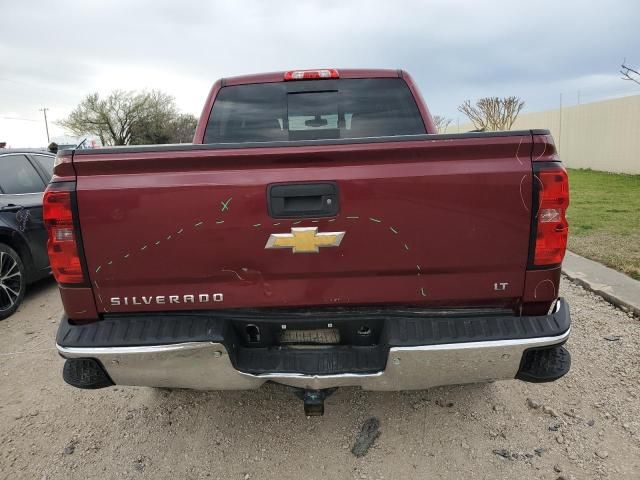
[0,116,39,122]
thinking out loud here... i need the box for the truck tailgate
[74,134,534,313]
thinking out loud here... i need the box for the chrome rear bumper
[57,328,570,391]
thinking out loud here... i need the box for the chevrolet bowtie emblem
[265,227,345,253]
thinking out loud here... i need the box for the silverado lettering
[47,68,571,415]
[110,293,224,306]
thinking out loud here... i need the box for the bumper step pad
[63,358,114,389]
[516,346,571,383]
[235,345,387,375]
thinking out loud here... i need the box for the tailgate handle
[268,182,339,219]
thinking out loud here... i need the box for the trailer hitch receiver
[295,388,337,416]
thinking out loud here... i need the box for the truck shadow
[147,381,496,415]
[131,380,503,450]
[74,378,523,478]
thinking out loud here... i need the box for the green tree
[168,113,199,144]
[59,90,197,145]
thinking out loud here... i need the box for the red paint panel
[73,135,535,314]
[532,134,559,162]
[51,153,76,183]
[59,287,98,320]
[523,267,561,302]
[400,70,436,134]
[522,267,561,315]
[193,79,222,144]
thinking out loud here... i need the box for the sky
[1,0,639,147]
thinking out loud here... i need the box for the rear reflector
[533,165,569,266]
[43,186,86,284]
[284,69,339,81]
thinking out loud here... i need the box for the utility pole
[39,107,50,143]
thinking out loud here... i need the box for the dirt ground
[0,278,638,480]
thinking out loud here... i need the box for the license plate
[280,328,340,345]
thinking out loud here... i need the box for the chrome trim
[0,152,53,157]
[389,329,570,352]
[57,328,570,391]
[58,342,211,356]
[552,297,563,313]
[0,192,44,198]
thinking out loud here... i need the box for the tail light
[284,69,339,81]
[531,164,570,266]
[43,183,86,284]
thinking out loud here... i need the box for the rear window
[204,78,426,143]
[32,153,55,179]
[0,154,46,194]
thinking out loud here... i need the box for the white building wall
[457,95,640,174]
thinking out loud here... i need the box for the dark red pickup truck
[48,69,570,415]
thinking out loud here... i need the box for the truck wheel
[0,244,26,321]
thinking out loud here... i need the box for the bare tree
[620,60,640,85]
[458,96,525,131]
[59,90,195,146]
[432,115,452,133]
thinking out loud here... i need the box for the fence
[455,95,640,174]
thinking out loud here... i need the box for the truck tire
[0,243,26,321]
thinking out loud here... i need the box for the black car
[0,149,55,319]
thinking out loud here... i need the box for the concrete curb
[562,251,640,317]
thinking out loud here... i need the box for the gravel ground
[0,277,638,480]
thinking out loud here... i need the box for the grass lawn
[566,168,640,280]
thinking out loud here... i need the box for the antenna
[75,137,88,150]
